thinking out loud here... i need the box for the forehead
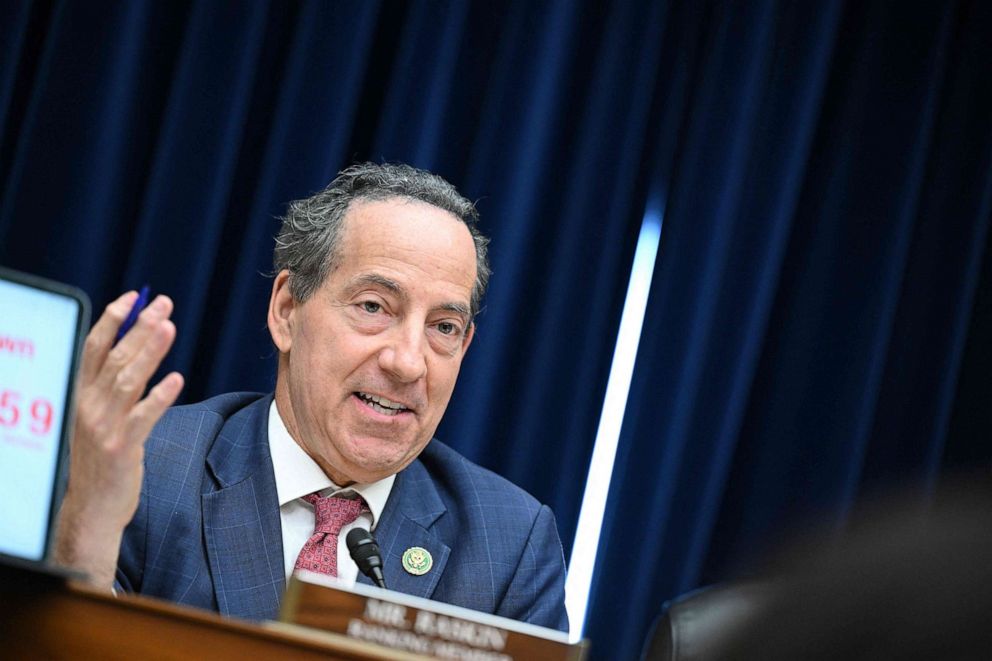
[332,198,477,301]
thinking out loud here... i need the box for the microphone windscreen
[347,527,387,588]
[346,527,381,564]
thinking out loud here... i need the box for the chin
[349,454,405,477]
[335,449,406,482]
[327,433,426,482]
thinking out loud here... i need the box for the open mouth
[355,392,410,417]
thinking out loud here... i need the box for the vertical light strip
[564,200,664,642]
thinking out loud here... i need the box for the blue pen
[115,285,150,345]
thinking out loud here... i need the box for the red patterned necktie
[294,492,367,577]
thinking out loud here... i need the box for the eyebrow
[348,272,471,319]
[349,273,405,299]
[438,301,471,318]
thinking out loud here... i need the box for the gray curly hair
[273,162,491,318]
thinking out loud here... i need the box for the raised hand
[53,291,184,590]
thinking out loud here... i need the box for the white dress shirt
[267,400,394,586]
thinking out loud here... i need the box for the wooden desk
[0,560,427,660]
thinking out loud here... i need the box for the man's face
[268,198,477,485]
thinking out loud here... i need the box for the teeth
[358,392,408,414]
[371,394,401,408]
[369,401,399,416]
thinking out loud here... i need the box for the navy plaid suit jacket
[116,392,568,632]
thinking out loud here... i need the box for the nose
[378,322,427,383]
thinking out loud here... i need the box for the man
[54,163,568,631]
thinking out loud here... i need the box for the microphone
[346,527,387,589]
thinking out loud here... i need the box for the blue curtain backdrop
[1,1,990,659]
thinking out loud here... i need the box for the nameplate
[281,572,586,660]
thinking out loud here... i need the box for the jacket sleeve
[115,476,148,594]
[495,504,569,632]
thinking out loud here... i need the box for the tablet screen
[0,268,89,561]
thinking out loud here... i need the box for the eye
[436,321,459,336]
[360,301,382,314]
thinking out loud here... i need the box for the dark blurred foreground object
[644,480,992,660]
[642,582,769,661]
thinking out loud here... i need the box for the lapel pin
[402,547,433,576]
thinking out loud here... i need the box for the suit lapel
[200,405,450,610]
[357,456,450,599]
[203,395,285,620]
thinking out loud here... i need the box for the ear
[461,321,475,353]
[268,270,296,353]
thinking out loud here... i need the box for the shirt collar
[267,399,394,529]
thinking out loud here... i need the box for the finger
[125,372,185,445]
[80,291,138,386]
[94,295,174,393]
[101,317,178,421]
